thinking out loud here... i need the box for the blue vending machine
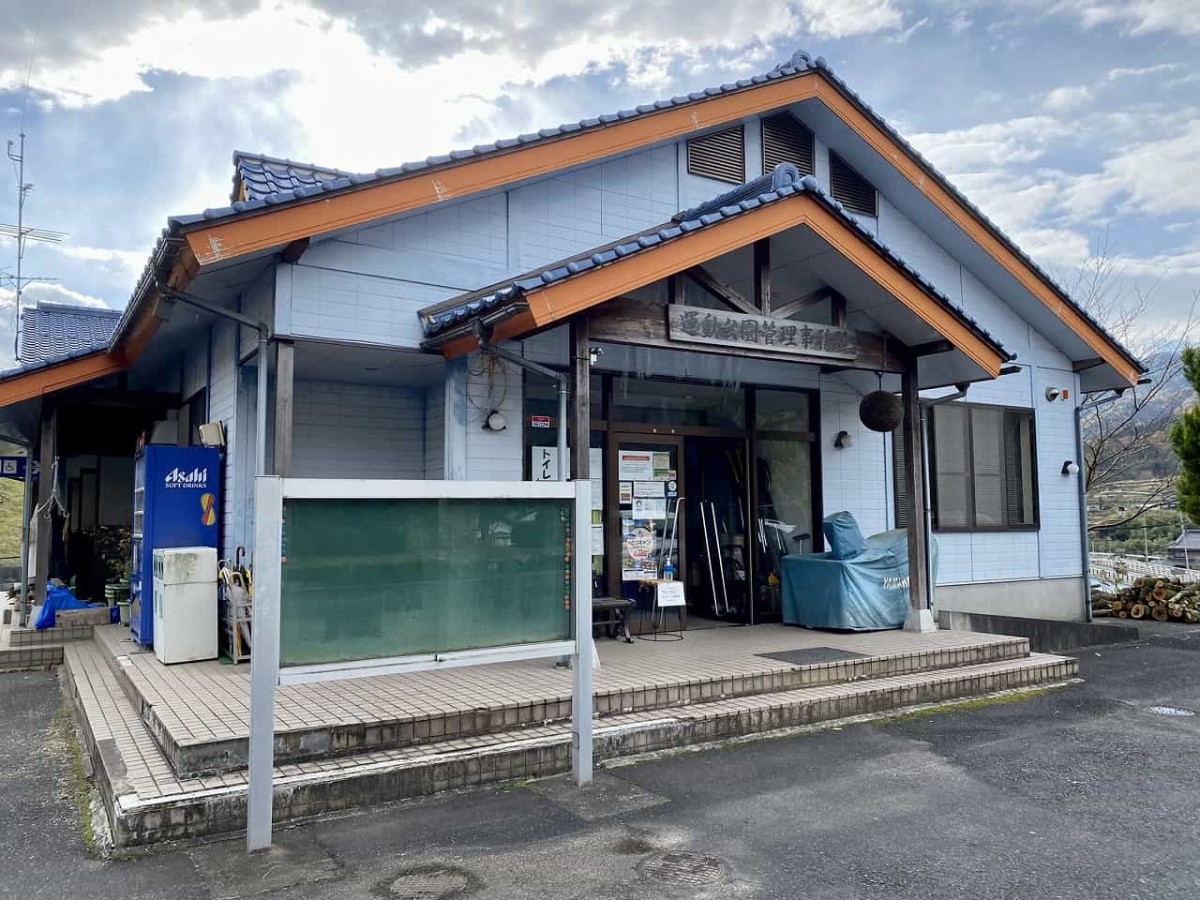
[130,445,221,646]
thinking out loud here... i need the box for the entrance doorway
[526,374,820,632]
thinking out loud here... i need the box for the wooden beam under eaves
[771,289,828,320]
[754,239,771,314]
[911,339,953,356]
[685,266,758,316]
[280,237,310,264]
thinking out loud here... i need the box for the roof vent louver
[830,152,878,217]
[687,125,746,184]
[762,114,814,177]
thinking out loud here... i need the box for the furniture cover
[781,512,938,631]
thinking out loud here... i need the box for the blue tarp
[34,586,119,629]
[781,517,938,631]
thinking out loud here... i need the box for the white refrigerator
[153,547,219,664]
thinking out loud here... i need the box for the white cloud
[907,116,1068,174]
[17,283,111,308]
[1056,0,1200,36]
[1106,62,1183,81]
[1042,85,1092,113]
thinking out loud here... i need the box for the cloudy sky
[0,0,1197,359]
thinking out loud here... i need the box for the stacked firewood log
[1092,578,1200,623]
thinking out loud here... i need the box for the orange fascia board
[0,352,126,407]
[812,80,1139,385]
[182,77,821,267]
[180,69,1134,384]
[447,194,1006,377]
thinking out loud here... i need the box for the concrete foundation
[936,576,1087,622]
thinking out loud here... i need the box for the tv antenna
[2,36,68,361]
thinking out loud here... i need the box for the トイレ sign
[668,305,858,360]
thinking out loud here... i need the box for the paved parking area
[7,625,1200,898]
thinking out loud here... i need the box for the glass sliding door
[609,435,684,632]
[752,390,818,622]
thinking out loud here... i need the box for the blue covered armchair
[781,511,937,631]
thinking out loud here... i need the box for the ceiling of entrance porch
[699,229,948,351]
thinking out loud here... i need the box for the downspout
[1076,390,1123,623]
[159,288,271,478]
[474,323,569,481]
[920,384,971,612]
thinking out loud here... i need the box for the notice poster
[619,483,633,505]
[621,522,656,581]
[589,447,603,511]
[591,524,605,554]
[652,452,672,480]
[633,480,665,498]
[618,451,654,481]
[656,581,686,608]
[632,498,667,519]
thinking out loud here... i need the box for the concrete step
[0,644,64,672]
[9,623,95,646]
[63,638,1077,847]
[93,626,1033,780]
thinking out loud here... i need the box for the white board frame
[246,477,593,851]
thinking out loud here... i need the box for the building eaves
[0,346,110,383]
[418,165,1015,366]
[125,48,1139,378]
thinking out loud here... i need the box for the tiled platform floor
[93,623,1021,750]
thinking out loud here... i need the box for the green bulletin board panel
[280,498,574,667]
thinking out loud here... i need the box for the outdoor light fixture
[834,430,852,449]
[1062,460,1080,476]
[482,410,507,432]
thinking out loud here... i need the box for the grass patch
[57,705,98,856]
[873,686,1055,726]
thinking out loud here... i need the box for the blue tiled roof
[135,49,1140,376]
[18,302,121,366]
[231,152,352,203]
[418,166,1014,364]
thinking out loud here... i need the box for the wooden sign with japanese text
[667,305,858,360]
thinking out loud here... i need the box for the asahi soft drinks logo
[164,467,209,489]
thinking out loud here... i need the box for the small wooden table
[592,596,634,643]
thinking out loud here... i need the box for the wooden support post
[273,340,294,477]
[570,316,590,481]
[33,400,56,606]
[830,291,847,329]
[901,368,935,632]
[754,239,771,314]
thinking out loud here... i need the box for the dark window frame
[927,401,1040,533]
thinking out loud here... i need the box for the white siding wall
[181,340,208,401]
[819,381,891,537]
[424,383,445,480]
[462,358,523,481]
[291,380,426,478]
[207,321,239,559]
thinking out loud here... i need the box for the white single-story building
[0,49,1144,628]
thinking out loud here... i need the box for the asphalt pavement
[5,626,1200,899]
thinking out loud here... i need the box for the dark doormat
[757,647,870,666]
